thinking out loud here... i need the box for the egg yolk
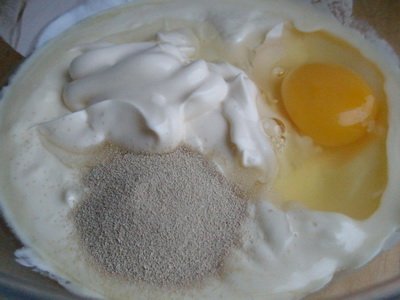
[281,63,377,147]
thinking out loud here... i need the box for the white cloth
[0,0,81,55]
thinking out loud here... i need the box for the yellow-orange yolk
[281,63,378,147]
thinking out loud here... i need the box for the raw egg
[252,24,388,219]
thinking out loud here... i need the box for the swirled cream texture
[39,29,276,173]
[0,0,400,300]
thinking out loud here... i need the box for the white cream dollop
[38,29,276,172]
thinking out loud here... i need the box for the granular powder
[72,146,247,288]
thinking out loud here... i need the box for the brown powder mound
[72,146,247,288]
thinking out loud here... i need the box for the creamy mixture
[0,0,400,299]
